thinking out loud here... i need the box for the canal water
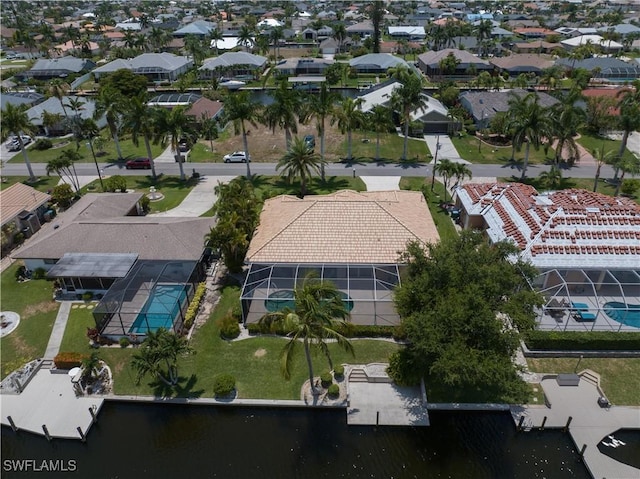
[1,403,590,478]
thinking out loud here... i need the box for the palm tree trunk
[113,130,124,159]
[402,112,409,161]
[376,132,381,161]
[19,142,36,182]
[521,142,530,180]
[241,122,252,178]
[319,119,326,182]
[614,170,625,196]
[347,130,352,161]
[145,136,157,179]
[300,173,306,198]
[617,130,629,161]
[304,340,316,394]
[593,164,601,192]
[285,128,292,149]
[175,151,185,181]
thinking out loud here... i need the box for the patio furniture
[574,310,597,322]
[570,302,590,312]
[547,298,569,320]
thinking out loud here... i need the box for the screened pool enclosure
[93,259,205,339]
[241,263,402,326]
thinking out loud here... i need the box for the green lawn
[58,285,399,398]
[82,175,200,213]
[0,176,59,192]
[6,135,164,165]
[527,358,640,406]
[250,175,366,201]
[0,263,58,378]
[451,133,556,165]
[400,177,458,243]
[339,131,429,163]
[576,132,638,163]
[58,306,96,353]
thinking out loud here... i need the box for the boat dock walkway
[511,372,640,479]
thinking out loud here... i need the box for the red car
[125,158,152,169]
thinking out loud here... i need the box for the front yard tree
[93,86,126,160]
[223,91,262,178]
[390,67,427,161]
[615,80,640,165]
[153,105,195,181]
[131,328,193,387]
[259,274,354,395]
[367,105,394,162]
[304,83,339,181]
[276,136,326,198]
[1,103,37,182]
[390,231,542,403]
[263,80,302,149]
[332,97,364,162]
[46,149,81,192]
[123,93,158,179]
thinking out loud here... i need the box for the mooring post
[376,411,379,426]
[7,416,18,432]
[89,406,97,424]
[42,424,51,441]
[539,416,547,430]
[517,416,525,432]
[563,416,573,432]
[579,444,587,460]
[77,427,86,443]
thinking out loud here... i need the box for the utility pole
[431,135,440,191]
[86,138,104,191]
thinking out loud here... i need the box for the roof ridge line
[375,196,428,247]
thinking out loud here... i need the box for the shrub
[333,364,345,379]
[15,265,27,281]
[33,138,53,150]
[183,282,207,331]
[140,196,151,214]
[82,291,94,301]
[119,337,130,348]
[524,331,640,351]
[213,374,236,397]
[320,370,333,387]
[104,175,127,193]
[218,313,241,339]
[386,349,421,387]
[32,267,47,280]
[51,184,74,208]
[621,179,639,197]
[327,383,340,398]
[12,232,24,246]
[54,352,89,369]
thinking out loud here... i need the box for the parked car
[223,151,249,163]
[125,157,152,169]
[178,138,192,152]
[303,135,315,149]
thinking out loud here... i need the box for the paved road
[0,159,617,180]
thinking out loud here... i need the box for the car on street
[223,151,249,163]
[125,157,152,169]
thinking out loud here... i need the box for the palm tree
[46,149,81,192]
[304,84,339,180]
[615,80,640,162]
[269,26,284,59]
[539,166,563,189]
[332,97,364,161]
[539,65,563,92]
[262,80,302,149]
[81,352,101,382]
[223,91,262,178]
[258,274,354,394]
[238,25,255,52]
[41,111,63,137]
[475,19,493,57]
[47,79,71,119]
[592,146,615,192]
[131,328,193,386]
[276,137,326,198]
[332,23,347,53]
[1,103,37,181]
[94,86,126,159]
[184,34,206,67]
[153,106,196,181]
[614,155,640,197]
[550,101,585,167]
[122,93,158,178]
[452,162,473,188]
[505,92,553,180]
[209,28,224,56]
[367,105,394,161]
[434,159,458,202]
[389,68,427,161]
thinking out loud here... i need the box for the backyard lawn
[0,176,59,192]
[451,133,556,165]
[0,263,58,378]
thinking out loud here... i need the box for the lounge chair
[547,298,568,320]
[574,311,597,322]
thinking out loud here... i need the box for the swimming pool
[129,284,188,334]
[265,290,354,313]
[603,301,640,328]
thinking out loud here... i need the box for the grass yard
[451,133,556,165]
[58,306,96,353]
[338,131,429,163]
[400,177,458,243]
[0,176,59,192]
[526,358,640,406]
[0,263,58,378]
[576,132,638,163]
[250,174,366,201]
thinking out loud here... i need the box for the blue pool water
[603,301,640,328]
[129,284,188,334]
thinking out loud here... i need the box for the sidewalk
[360,176,400,191]
[149,175,234,217]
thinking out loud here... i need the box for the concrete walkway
[57,175,101,190]
[360,176,400,191]
[44,301,72,360]
[154,144,188,163]
[149,175,234,217]
[423,134,470,164]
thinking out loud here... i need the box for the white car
[223,151,250,163]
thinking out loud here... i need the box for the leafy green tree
[122,93,158,178]
[259,274,354,394]
[41,111,64,136]
[276,136,326,197]
[46,149,81,192]
[100,68,149,97]
[153,106,196,181]
[81,352,101,381]
[238,25,255,51]
[615,80,640,162]
[438,52,460,76]
[204,178,260,272]
[93,86,126,159]
[539,166,563,189]
[390,232,542,403]
[332,97,364,161]
[369,0,385,53]
[1,103,37,181]
[51,183,75,208]
[131,328,194,387]
[223,91,262,178]
[550,101,585,167]
[614,155,640,197]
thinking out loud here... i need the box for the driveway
[423,134,469,164]
[148,175,234,217]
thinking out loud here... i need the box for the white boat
[219,80,246,90]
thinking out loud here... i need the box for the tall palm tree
[269,26,284,59]
[304,83,339,180]
[153,106,196,181]
[591,146,615,192]
[452,162,473,188]
[367,105,394,161]
[93,86,126,159]
[434,158,458,202]
[369,0,384,53]
[262,80,302,149]
[332,97,364,161]
[1,103,37,182]
[615,80,640,162]
[389,68,427,161]
[276,137,326,198]
[238,25,255,52]
[475,19,493,57]
[505,92,553,180]
[47,79,71,119]
[131,328,193,386]
[46,149,81,192]
[223,91,262,178]
[258,274,354,394]
[122,93,158,178]
[209,27,224,56]
[550,101,585,167]
[614,155,640,197]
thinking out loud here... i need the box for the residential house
[560,35,623,52]
[513,27,557,39]
[490,54,555,77]
[346,21,374,39]
[198,52,267,81]
[349,53,412,74]
[17,56,95,81]
[92,53,192,82]
[241,190,440,326]
[597,23,640,37]
[459,89,558,127]
[0,183,51,249]
[26,95,106,136]
[556,57,640,82]
[388,26,427,40]
[274,57,335,77]
[0,91,45,111]
[417,49,492,79]
[513,40,561,54]
[173,19,218,37]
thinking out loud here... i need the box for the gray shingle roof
[349,54,410,70]
[556,57,640,75]
[173,19,217,36]
[27,56,92,73]
[93,53,191,74]
[199,52,267,70]
[460,89,559,123]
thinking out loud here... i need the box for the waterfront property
[91,53,193,82]
[241,190,439,326]
[454,183,640,331]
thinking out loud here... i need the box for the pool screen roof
[47,253,138,278]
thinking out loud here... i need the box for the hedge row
[524,331,640,351]
[183,282,207,330]
[246,322,405,340]
[54,352,90,369]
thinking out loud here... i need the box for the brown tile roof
[0,183,51,226]
[186,97,223,119]
[490,54,555,71]
[247,190,439,264]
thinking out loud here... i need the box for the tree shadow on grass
[514,176,578,191]
[149,373,205,399]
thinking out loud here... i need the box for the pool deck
[511,374,640,479]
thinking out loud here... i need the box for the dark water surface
[2,403,590,478]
